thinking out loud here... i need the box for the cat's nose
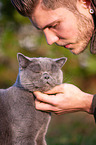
[43,73,50,80]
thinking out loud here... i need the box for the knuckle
[54,111,59,115]
[35,103,38,109]
[52,99,58,106]
[35,105,40,110]
[55,113,58,115]
[35,102,40,110]
[60,84,65,89]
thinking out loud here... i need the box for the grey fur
[0,53,67,145]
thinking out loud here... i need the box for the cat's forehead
[30,57,54,64]
[29,57,56,71]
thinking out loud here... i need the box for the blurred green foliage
[0,1,96,144]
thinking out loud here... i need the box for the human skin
[30,0,94,115]
[30,0,94,55]
[34,84,94,115]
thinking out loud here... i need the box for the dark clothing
[92,94,96,122]
[90,0,96,54]
[90,0,96,121]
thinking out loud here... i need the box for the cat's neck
[13,74,34,94]
[13,74,22,88]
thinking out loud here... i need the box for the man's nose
[43,28,59,45]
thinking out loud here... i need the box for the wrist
[81,93,94,114]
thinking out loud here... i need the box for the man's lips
[64,44,74,51]
[55,42,73,49]
[64,44,71,48]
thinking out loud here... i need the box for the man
[11,0,96,120]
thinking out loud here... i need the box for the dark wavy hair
[11,0,78,17]
[11,0,96,26]
[11,0,40,17]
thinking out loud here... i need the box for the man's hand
[34,83,93,115]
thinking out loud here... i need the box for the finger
[34,91,55,105]
[35,100,72,115]
[35,99,57,112]
[44,84,64,94]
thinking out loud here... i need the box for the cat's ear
[54,57,67,68]
[17,53,30,68]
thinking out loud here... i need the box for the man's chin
[62,46,79,55]
[70,47,87,55]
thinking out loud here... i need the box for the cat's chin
[32,87,53,93]
[24,82,62,92]
[27,85,53,93]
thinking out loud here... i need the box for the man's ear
[79,0,91,9]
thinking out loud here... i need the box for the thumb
[45,84,64,94]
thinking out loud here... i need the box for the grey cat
[0,53,67,145]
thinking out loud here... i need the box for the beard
[75,11,94,51]
[55,12,94,55]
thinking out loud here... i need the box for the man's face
[30,2,94,54]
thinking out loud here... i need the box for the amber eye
[30,64,41,73]
[51,64,58,72]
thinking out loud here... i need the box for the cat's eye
[51,64,58,72]
[30,64,41,73]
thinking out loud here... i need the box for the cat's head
[17,53,67,92]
